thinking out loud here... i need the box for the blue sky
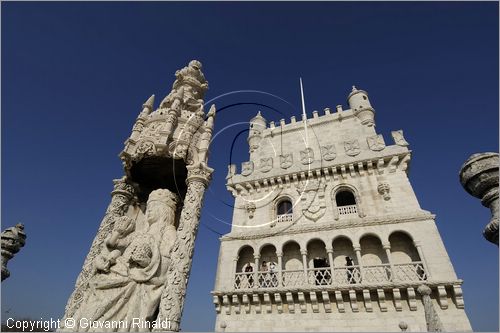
[1,2,498,331]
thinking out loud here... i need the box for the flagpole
[300,77,309,148]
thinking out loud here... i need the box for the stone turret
[1,223,26,281]
[348,86,375,126]
[248,111,266,153]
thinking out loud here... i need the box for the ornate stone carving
[280,153,293,169]
[417,285,443,332]
[300,148,314,164]
[70,189,179,331]
[367,134,386,151]
[296,178,326,221]
[391,130,409,146]
[241,161,254,176]
[344,139,361,156]
[156,164,213,332]
[460,152,499,245]
[226,164,236,180]
[64,177,136,319]
[260,157,273,173]
[1,224,26,281]
[377,182,391,201]
[245,203,256,219]
[321,145,336,161]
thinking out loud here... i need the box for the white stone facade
[212,87,472,331]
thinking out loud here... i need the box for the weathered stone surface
[1,223,26,281]
[460,152,499,245]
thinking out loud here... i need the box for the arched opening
[235,246,255,289]
[360,235,390,283]
[259,244,278,287]
[335,189,358,216]
[282,241,302,287]
[332,237,359,284]
[389,232,426,281]
[276,198,293,223]
[307,239,330,285]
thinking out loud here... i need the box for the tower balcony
[276,213,293,223]
[233,262,427,290]
[337,204,358,216]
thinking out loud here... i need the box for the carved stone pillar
[383,243,396,282]
[63,177,135,318]
[459,152,499,245]
[253,254,260,287]
[276,251,283,287]
[156,163,213,332]
[326,247,335,284]
[301,250,308,284]
[233,256,239,276]
[414,241,431,279]
[354,245,363,282]
[417,285,443,332]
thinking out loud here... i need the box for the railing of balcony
[337,205,357,215]
[234,262,427,289]
[276,213,293,223]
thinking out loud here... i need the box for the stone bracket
[363,289,372,312]
[298,291,307,313]
[407,287,417,311]
[275,293,283,313]
[322,291,332,313]
[393,288,402,311]
[232,294,240,314]
[452,285,464,309]
[286,292,295,314]
[349,290,359,312]
[377,289,387,312]
[263,293,272,313]
[222,295,231,315]
[252,294,261,314]
[335,291,345,313]
[310,291,319,313]
[213,295,221,314]
[437,285,448,310]
[242,294,251,314]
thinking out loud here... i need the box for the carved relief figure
[280,153,293,169]
[296,178,326,221]
[241,161,254,176]
[72,189,178,331]
[321,145,336,161]
[260,157,273,173]
[367,134,386,151]
[344,139,361,156]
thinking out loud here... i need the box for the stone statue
[459,152,499,245]
[1,223,27,281]
[71,189,178,331]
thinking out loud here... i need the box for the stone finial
[399,321,408,332]
[417,284,432,296]
[459,152,499,245]
[142,94,155,112]
[352,85,357,92]
[1,223,27,281]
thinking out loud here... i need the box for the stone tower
[63,60,215,332]
[212,86,472,331]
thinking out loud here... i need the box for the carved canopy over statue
[71,189,178,331]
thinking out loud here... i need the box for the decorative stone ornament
[391,130,409,147]
[459,152,499,245]
[241,161,254,176]
[300,148,314,164]
[377,182,391,201]
[63,61,215,332]
[260,157,273,173]
[280,153,293,169]
[367,134,386,151]
[344,139,361,156]
[1,224,26,281]
[321,145,336,161]
[245,202,256,218]
[226,164,236,180]
[296,178,326,221]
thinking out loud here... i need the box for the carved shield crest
[391,130,409,146]
[241,161,254,176]
[300,148,314,164]
[135,140,156,157]
[367,134,386,151]
[321,145,336,161]
[344,139,361,156]
[280,153,293,169]
[260,157,273,173]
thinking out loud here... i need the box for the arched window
[335,190,357,216]
[276,199,293,223]
[335,190,356,206]
[277,200,292,215]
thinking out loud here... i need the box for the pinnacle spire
[143,94,155,111]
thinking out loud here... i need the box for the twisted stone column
[460,152,499,245]
[63,177,135,318]
[1,224,26,281]
[156,163,213,332]
[417,285,443,332]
